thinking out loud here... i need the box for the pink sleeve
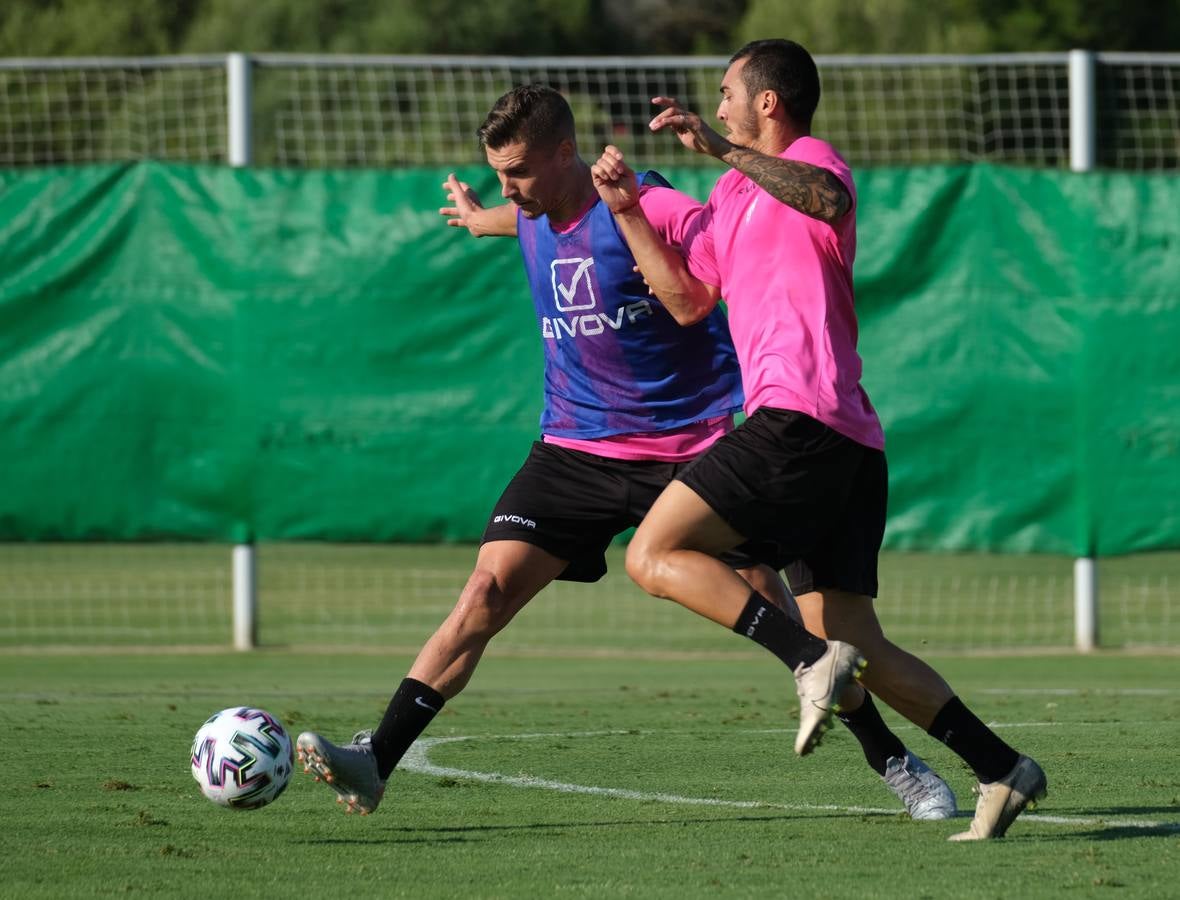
[682,203,719,287]
[636,185,720,288]
[637,186,702,248]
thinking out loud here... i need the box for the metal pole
[233,543,258,650]
[227,52,255,650]
[226,52,252,166]
[1074,556,1098,652]
[1069,49,1096,173]
[1069,49,1097,651]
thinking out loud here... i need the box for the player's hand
[439,173,486,233]
[439,174,517,237]
[649,96,730,158]
[591,145,641,214]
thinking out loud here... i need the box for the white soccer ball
[190,707,294,809]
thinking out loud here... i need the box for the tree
[180,0,614,55]
[973,0,1180,52]
[0,0,197,56]
[733,0,1179,54]
[736,0,992,55]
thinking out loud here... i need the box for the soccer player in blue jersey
[294,85,954,821]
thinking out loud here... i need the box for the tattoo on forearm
[722,147,851,223]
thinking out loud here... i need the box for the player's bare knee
[455,568,519,633]
[623,540,649,589]
[624,541,666,597]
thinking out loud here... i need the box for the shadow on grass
[1035,823,1180,840]
[1026,805,1180,841]
[291,811,889,845]
[296,836,472,846]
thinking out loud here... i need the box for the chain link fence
[1,52,1178,169]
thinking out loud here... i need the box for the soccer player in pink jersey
[294,84,953,821]
[591,40,1046,840]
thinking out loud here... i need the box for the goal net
[1,53,1177,169]
[2,543,1175,653]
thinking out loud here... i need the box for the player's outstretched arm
[716,148,851,225]
[439,173,517,237]
[648,97,850,225]
[591,145,720,326]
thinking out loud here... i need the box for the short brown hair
[730,39,820,129]
[478,84,575,151]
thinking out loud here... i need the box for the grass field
[2,649,1178,898]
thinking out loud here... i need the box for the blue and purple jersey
[515,173,744,439]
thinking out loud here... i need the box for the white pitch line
[1024,814,1180,831]
[726,720,1171,734]
[400,730,1180,833]
[976,688,1180,697]
[402,734,898,816]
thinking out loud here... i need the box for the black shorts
[676,408,887,597]
[483,441,759,582]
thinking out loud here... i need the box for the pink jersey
[682,136,885,450]
[545,414,733,461]
[547,183,736,462]
[549,182,702,246]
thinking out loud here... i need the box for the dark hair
[478,84,575,151]
[730,39,820,129]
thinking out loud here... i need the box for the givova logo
[544,256,656,340]
[542,299,654,340]
[493,513,536,529]
[551,257,597,311]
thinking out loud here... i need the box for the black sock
[732,591,827,669]
[927,695,1020,783]
[836,693,906,776]
[370,677,446,780]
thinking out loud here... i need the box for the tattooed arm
[648,95,852,225]
[717,146,851,225]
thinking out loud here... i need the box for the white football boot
[792,641,867,755]
[882,751,957,820]
[297,730,386,815]
[950,755,1047,840]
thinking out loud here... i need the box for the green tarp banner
[1,162,1177,554]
